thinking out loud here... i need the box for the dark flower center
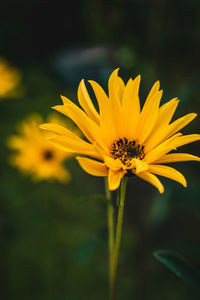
[110,137,145,167]
[43,150,54,160]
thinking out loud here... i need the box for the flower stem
[110,177,127,300]
[105,178,114,293]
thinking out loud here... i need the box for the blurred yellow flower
[8,114,73,183]
[40,69,200,192]
[0,58,21,98]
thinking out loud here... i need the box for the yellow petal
[76,156,108,177]
[107,69,126,138]
[122,75,141,138]
[154,153,200,164]
[7,136,25,149]
[131,158,149,174]
[40,123,81,141]
[93,141,110,157]
[104,156,122,171]
[145,99,179,152]
[136,90,163,144]
[146,134,200,164]
[146,80,160,101]
[117,76,125,101]
[145,113,197,153]
[89,80,117,145]
[110,99,126,138]
[78,79,100,124]
[88,80,109,112]
[60,95,74,105]
[108,68,125,103]
[156,98,179,127]
[48,135,100,158]
[108,169,125,191]
[144,133,182,163]
[53,101,101,145]
[148,164,187,187]
[164,113,197,140]
[137,171,164,194]
[171,134,200,149]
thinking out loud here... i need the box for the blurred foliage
[154,250,200,289]
[0,0,200,299]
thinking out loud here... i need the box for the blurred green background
[0,0,200,299]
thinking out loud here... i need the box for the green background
[0,1,200,299]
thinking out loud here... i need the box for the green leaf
[154,250,200,289]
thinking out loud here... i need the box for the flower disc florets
[110,138,145,167]
[43,150,54,160]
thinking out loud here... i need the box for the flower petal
[145,99,179,152]
[144,133,182,163]
[148,164,187,187]
[107,69,126,138]
[76,156,108,176]
[53,100,103,146]
[7,136,25,150]
[137,171,164,194]
[108,68,125,103]
[146,80,160,101]
[104,156,122,171]
[48,135,100,158]
[171,134,200,148]
[131,158,149,174]
[156,98,179,127]
[145,114,197,154]
[108,169,125,191]
[40,123,81,141]
[136,90,163,144]
[154,153,200,164]
[164,113,197,140]
[89,80,117,145]
[122,75,141,138]
[78,79,100,124]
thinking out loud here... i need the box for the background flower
[0,57,21,99]
[7,113,72,183]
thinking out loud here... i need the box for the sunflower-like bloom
[8,114,73,183]
[40,69,200,192]
[0,58,21,98]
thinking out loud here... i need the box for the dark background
[0,0,200,299]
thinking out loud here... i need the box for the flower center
[43,150,54,161]
[110,138,145,167]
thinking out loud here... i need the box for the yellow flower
[8,114,72,183]
[0,58,21,98]
[40,69,200,192]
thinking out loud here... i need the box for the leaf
[154,250,200,289]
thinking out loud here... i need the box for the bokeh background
[0,0,200,299]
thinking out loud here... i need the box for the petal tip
[88,79,93,84]
[51,105,60,110]
[75,156,81,161]
[159,185,164,194]
[183,179,187,188]
[136,74,141,81]
[39,124,45,130]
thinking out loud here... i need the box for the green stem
[110,177,127,300]
[105,178,114,293]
